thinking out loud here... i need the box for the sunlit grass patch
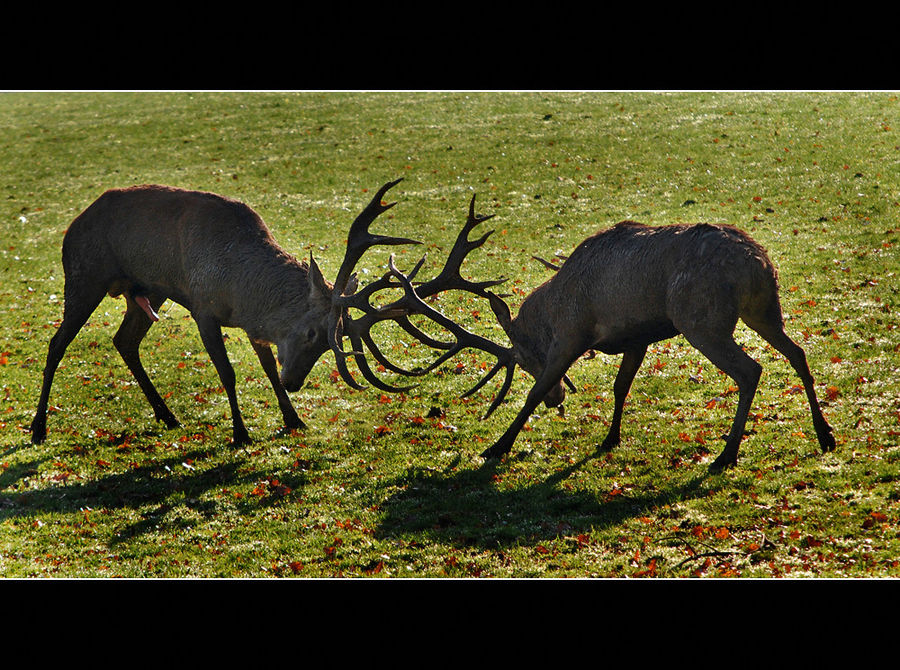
[1,91,898,577]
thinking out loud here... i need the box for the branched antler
[411,195,509,300]
[332,178,421,297]
[323,179,421,390]
[383,255,517,418]
[322,182,519,416]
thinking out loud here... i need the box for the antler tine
[479,360,517,419]
[331,332,366,391]
[345,329,418,393]
[532,255,562,272]
[533,251,571,272]
[383,255,516,412]
[393,315,454,351]
[332,178,422,297]
[414,193,507,300]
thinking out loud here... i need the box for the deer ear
[487,292,513,335]
[308,255,331,300]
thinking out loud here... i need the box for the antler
[532,253,569,272]
[332,178,421,297]
[342,193,518,416]
[347,193,508,351]
[411,194,509,300]
[382,255,517,418]
[325,184,519,417]
[325,179,421,391]
[337,195,508,376]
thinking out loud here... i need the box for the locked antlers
[321,179,517,416]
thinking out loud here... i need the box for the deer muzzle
[278,354,317,394]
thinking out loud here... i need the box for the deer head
[276,179,420,393]
[277,179,518,405]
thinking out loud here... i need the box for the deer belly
[592,320,680,354]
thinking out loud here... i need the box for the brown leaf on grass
[634,558,658,577]
[862,512,888,529]
[324,537,344,559]
[575,534,592,548]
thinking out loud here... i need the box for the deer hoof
[157,414,180,430]
[598,435,619,453]
[284,414,306,431]
[480,443,509,460]
[29,419,47,445]
[819,430,836,453]
[232,429,252,447]
[708,453,737,474]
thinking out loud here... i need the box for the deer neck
[220,252,312,343]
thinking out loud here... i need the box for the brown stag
[426,216,837,473]
[29,179,505,446]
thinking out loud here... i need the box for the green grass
[1,91,898,577]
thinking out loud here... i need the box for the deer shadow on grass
[0,439,307,543]
[374,448,710,549]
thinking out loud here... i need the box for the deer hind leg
[113,295,180,430]
[248,339,305,431]
[30,281,107,444]
[680,327,762,473]
[688,333,762,472]
[743,299,836,454]
[672,282,762,473]
[599,346,647,453]
[193,313,250,446]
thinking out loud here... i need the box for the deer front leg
[481,339,585,460]
[599,346,647,452]
[194,314,250,446]
[249,339,305,431]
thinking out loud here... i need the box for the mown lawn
[0,91,897,577]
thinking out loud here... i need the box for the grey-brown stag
[451,217,837,473]
[29,179,504,446]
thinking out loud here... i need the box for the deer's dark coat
[482,221,836,472]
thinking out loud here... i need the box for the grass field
[1,91,898,577]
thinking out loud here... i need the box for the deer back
[511,221,779,359]
[63,184,316,336]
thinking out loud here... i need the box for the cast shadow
[0,439,307,543]
[375,449,710,549]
